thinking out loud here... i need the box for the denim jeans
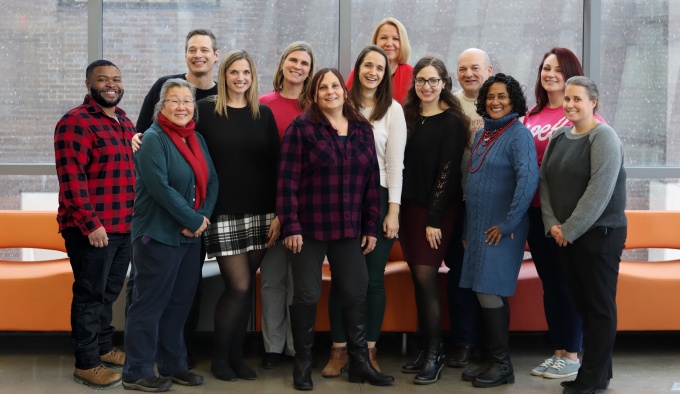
[62,227,130,369]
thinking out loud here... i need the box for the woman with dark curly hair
[459,73,538,388]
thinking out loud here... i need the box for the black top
[196,99,280,216]
[136,73,218,133]
[402,109,466,227]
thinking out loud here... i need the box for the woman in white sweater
[321,45,407,377]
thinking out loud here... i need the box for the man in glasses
[445,48,493,371]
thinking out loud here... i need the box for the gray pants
[260,241,295,355]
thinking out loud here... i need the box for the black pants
[62,227,130,369]
[557,226,626,387]
[444,206,482,347]
[289,238,368,309]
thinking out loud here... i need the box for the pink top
[259,91,304,140]
[346,63,414,104]
[524,104,605,206]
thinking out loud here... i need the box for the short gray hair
[565,76,600,113]
[153,78,197,123]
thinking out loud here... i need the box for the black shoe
[211,359,237,382]
[413,339,445,385]
[232,361,257,380]
[160,370,203,386]
[563,385,597,394]
[122,377,172,392]
[561,379,610,390]
[402,350,425,373]
[262,352,282,369]
[447,345,472,368]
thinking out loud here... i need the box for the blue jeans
[527,207,582,352]
[62,227,130,369]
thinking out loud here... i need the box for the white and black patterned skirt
[204,212,274,258]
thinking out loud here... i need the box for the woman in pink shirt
[523,47,602,381]
[346,17,414,104]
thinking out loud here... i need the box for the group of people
[54,16,627,394]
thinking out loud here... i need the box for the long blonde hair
[272,41,315,111]
[212,49,260,119]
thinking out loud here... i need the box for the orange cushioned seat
[0,211,72,331]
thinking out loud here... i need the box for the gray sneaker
[530,355,558,376]
[543,357,580,379]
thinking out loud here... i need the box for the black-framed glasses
[163,99,195,107]
[414,77,442,87]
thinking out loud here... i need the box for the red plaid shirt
[277,115,380,241]
[54,95,136,235]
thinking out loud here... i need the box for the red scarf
[157,113,209,210]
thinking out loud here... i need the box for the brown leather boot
[100,347,126,367]
[321,346,348,378]
[73,364,122,389]
[369,347,380,372]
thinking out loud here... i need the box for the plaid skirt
[204,213,274,258]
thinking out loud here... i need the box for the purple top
[277,114,380,241]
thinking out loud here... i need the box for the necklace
[468,118,517,173]
[421,115,428,124]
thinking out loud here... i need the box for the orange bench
[0,210,72,331]
[617,210,680,330]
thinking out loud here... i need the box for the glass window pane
[601,0,680,166]
[0,2,88,164]
[103,0,339,127]
[350,0,583,109]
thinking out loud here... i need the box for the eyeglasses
[414,78,442,87]
[163,99,195,107]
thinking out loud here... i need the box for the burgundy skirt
[399,200,461,267]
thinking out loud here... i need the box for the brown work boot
[73,364,122,389]
[100,347,126,367]
[369,347,380,372]
[321,346,348,378]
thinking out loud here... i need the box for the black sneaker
[122,377,172,392]
[160,370,204,386]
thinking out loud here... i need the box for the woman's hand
[549,224,569,247]
[426,226,442,250]
[266,216,281,248]
[131,132,143,153]
[285,235,303,253]
[195,216,210,237]
[361,235,377,255]
[382,209,399,239]
[484,225,514,246]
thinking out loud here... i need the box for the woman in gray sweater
[540,76,627,394]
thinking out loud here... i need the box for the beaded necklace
[468,117,517,173]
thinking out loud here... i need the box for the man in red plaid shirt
[54,59,136,390]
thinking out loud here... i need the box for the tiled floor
[0,332,678,394]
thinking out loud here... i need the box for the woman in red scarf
[123,79,218,392]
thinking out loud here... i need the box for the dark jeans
[125,237,205,352]
[123,238,201,381]
[62,227,130,370]
[328,188,395,343]
[527,207,582,352]
[558,226,626,388]
[290,238,368,309]
[444,206,482,347]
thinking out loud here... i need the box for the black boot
[401,349,425,373]
[472,305,514,388]
[401,335,426,373]
[289,303,317,391]
[461,351,492,381]
[413,339,445,385]
[343,304,395,386]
